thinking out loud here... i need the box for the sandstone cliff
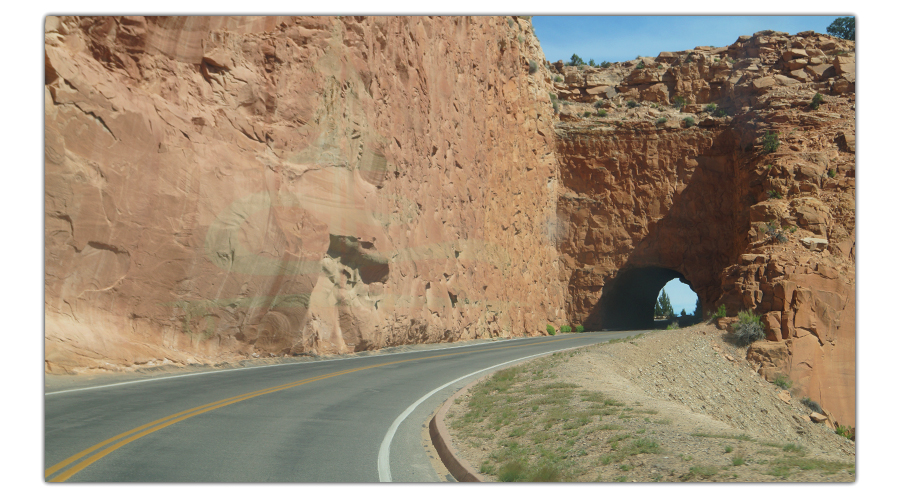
[548,31,855,426]
[45,16,565,372]
[44,19,855,427]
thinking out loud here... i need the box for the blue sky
[659,279,699,316]
[532,16,846,64]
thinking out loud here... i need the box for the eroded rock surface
[45,16,565,372]
[45,19,854,428]
[550,31,855,426]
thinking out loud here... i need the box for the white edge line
[377,345,578,482]
[43,335,566,397]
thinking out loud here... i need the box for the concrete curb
[428,377,487,482]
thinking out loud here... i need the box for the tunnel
[592,267,699,331]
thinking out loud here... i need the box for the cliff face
[549,31,855,426]
[45,16,566,372]
[44,18,855,427]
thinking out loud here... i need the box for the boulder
[801,237,829,252]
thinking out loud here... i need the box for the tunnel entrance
[593,267,700,331]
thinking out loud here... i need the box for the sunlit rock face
[45,16,566,373]
[45,19,855,429]
[550,30,855,426]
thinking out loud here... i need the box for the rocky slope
[45,16,565,372]
[44,18,855,428]
[547,31,855,426]
[446,325,855,482]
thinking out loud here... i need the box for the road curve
[45,330,644,482]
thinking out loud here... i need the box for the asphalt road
[44,330,645,483]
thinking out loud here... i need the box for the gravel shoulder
[444,323,855,482]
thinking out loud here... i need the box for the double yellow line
[45,335,584,482]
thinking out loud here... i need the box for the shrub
[498,460,527,482]
[682,116,695,127]
[810,92,824,110]
[773,374,792,389]
[827,168,836,178]
[672,96,686,110]
[583,111,592,118]
[704,103,718,113]
[553,75,563,83]
[636,61,645,69]
[528,60,538,74]
[569,53,585,66]
[593,100,604,108]
[762,131,780,154]
[546,324,556,336]
[767,189,783,200]
[601,61,611,68]
[561,325,572,333]
[596,109,608,117]
[801,397,823,413]
[835,424,855,441]
[710,304,727,320]
[575,325,585,333]
[713,107,730,117]
[734,310,764,345]
[657,117,667,125]
[552,102,559,114]
[549,92,557,101]
[627,100,639,108]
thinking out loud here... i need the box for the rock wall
[44,19,855,428]
[549,31,855,426]
[45,16,566,373]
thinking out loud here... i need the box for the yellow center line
[46,334,587,482]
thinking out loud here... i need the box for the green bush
[682,116,695,127]
[801,397,823,413]
[546,324,556,336]
[561,325,572,333]
[528,60,538,74]
[593,100,604,108]
[627,100,639,108]
[583,111,592,118]
[710,304,727,320]
[704,103,718,113]
[835,424,855,441]
[656,117,667,124]
[773,373,792,390]
[713,107,730,117]
[601,61,611,68]
[569,54,585,66]
[767,189,783,200]
[734,310,764,346]
[762,131,780,154]
[810,92,824,110]
[636,61,645,69]
[575,325,584,333]
[672,96,686,110]
[596,109,608,117]
[827,168,836,178]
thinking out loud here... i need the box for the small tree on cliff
[693,296,702,317]
[827,17,855,41]
[569,53,585,67]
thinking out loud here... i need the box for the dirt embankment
[444,324,855,482]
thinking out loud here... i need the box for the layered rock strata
[549,31,855,426]
[45,16,565,372]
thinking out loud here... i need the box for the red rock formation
[45,16,566,373]
[550,31,855,426]
[45,19,855,428]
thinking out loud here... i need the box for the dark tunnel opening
[590,267,700,331]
